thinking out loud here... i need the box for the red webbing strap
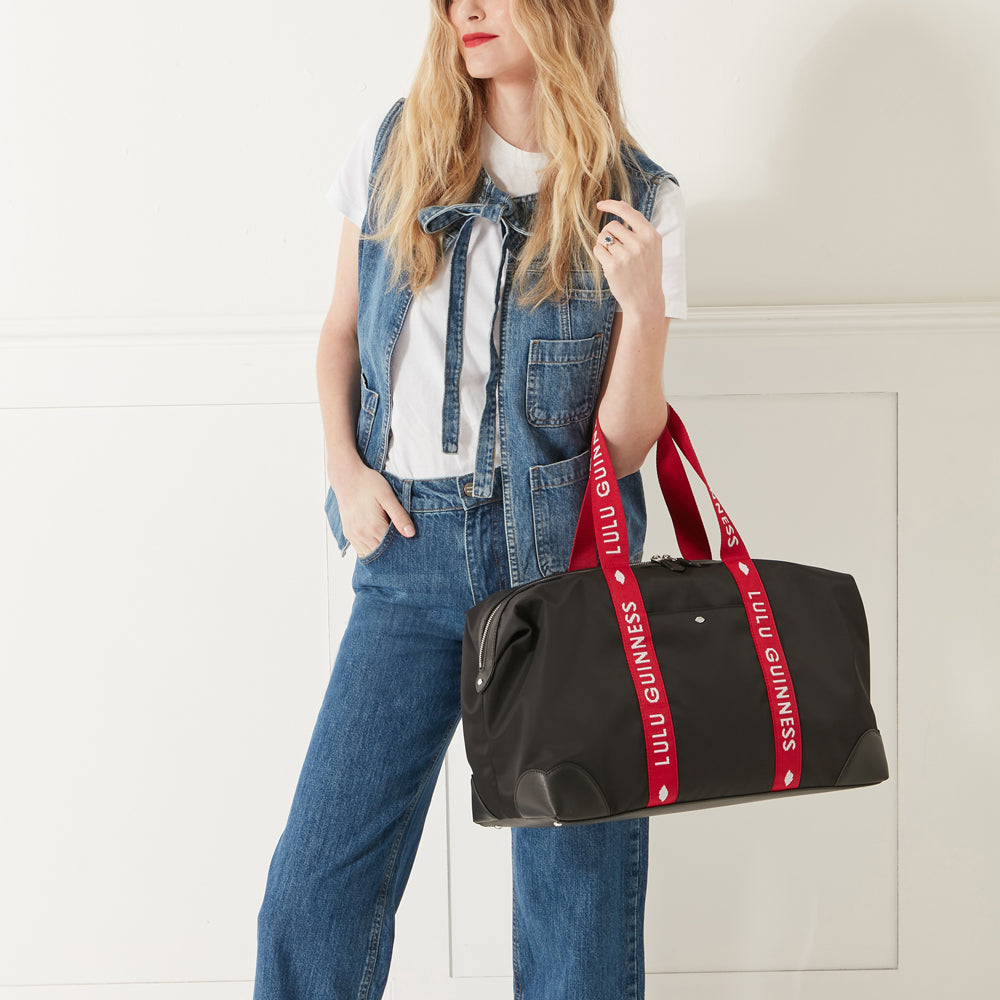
[570,411,710,570]
[584,420,679,807]
[655,428,712,560]
[568,478,598,571]
[665,408,803,791]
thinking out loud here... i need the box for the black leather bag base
[461,556,889,828]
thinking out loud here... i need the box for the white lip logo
[658,785,669,802]
[784,770,795,787]
[614,570,626,585]
[738,562,750,576]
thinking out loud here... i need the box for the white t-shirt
[327,108,688,480]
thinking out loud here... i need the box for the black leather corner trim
[471,778,501,825]
[835,728,890,786]
[514,763,611,822]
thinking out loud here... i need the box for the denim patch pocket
[356,372,379,454]
[529,448,592,577]
[525,334,603,428]
[531,454,647,577]
[324,485,349,554]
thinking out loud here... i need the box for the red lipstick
[463,33,498,47]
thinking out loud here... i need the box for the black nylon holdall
[460,406,889,827]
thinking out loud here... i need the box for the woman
[255,1,687,997]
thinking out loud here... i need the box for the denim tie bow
[416,196,530,496]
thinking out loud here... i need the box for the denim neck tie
[417,194,531,497]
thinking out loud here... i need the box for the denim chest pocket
[525,334,604,428]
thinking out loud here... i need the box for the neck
[485,78,540,152]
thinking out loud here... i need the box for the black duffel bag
[461,407,889,827]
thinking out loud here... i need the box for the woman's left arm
[592,198,671,476]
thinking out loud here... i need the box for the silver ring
[601,233,615,247]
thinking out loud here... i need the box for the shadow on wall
[686,0,1000,306]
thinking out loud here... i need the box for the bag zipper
[475,575,555,688]
[474,554,710,692]
[476,600,506,686]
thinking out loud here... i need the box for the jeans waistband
[381,466,504,514]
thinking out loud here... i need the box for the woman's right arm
[317,218,415,556]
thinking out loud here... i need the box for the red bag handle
[568,406,804,797]
[655,427,712,561]
[569,410,711,570]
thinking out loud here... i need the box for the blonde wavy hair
[365,0,644,308]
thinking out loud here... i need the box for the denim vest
[325,98,677,587]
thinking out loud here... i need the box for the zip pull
[651,554,687,572]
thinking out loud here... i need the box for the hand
[593,199,665,321]
[329,461,415,558]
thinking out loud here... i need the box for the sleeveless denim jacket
[325,98,677,587]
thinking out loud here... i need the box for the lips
[463,33,498,47]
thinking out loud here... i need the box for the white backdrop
[2,0,998,318]
[1,1,998,997]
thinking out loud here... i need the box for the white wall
[3,0,999,323]
[1,2,998,998]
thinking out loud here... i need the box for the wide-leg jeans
[254,469,649,999]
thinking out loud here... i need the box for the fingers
[598,219,637,249]
[336,468,416,557]
[352,485,414,557]
[351,525,385,560]
[592,199,664,313]
[596,199,659,246]
[377,484,416,540]
[596,198,645,228]
[594,222,642,262]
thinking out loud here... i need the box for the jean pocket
[525,335,604,428]
[529,449,591,576]
[356,524,398,565]
[531,452,647,576]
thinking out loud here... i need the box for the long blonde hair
[366,0,644,308]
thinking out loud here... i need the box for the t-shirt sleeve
[615,177,688,319]
[325,108,385,226]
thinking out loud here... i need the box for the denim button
[463,481,475,497]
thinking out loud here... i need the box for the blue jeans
[254,469,649,999]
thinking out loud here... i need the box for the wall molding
[1,302,997,349]
[678,301,999,338]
